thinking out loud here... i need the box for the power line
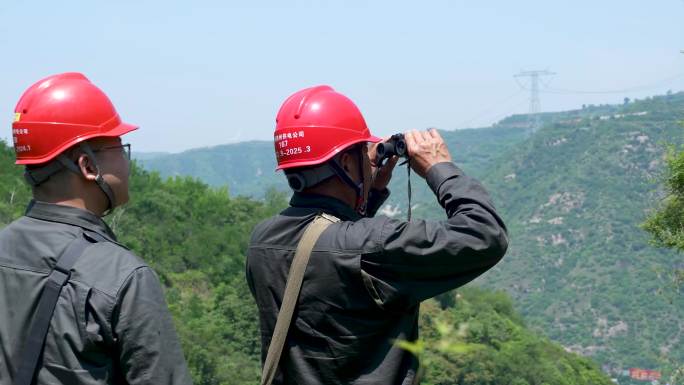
[487,97,532,125]
[538,72,684,95]
[456,61,684,131]
[455,89,525,129]
[514,70,556,129]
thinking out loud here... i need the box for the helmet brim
[15,121,139,165]
[103,121,139,137]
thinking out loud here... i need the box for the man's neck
[32,195,106,217]
[304,183,356,210]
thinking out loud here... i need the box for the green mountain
[137,121,534,199]
[479,94,684,374]
[138,141,282,198]
[138,92,684,379]
[0,142,611,384]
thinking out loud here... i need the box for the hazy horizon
[2,1,683,152]
[128,87,682,156]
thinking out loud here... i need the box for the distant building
[629,368,661,381]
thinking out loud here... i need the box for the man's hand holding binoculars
[405,128,452,178]
[369,128,452,189]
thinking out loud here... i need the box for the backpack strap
[13,231,103,385]
[260,213,340,385]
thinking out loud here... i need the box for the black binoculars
[375,134,407,167]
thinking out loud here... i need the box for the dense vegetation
[477,94,684,380]
[138,92,684,382]
[409,288,611,385]
[0,141,611,384]
[641,122,684,384]
[643,132,684,255]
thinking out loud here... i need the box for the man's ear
[77,153,99,181]
[340,152,353,174]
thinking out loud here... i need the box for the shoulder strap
[260,213,340,385]
[13,231,102,385]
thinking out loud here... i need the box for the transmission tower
[514,70,555,129]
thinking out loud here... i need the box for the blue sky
[1,1,683,152]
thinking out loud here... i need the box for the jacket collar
[24,200,118,242]
[289,192,361,221]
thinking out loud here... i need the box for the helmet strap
[285,164,337,192]
[285,145,370,215]
[23,153,79,187]
[328,147,366,214]
[355,147,369,215]
[79,143,117,215]
[23,144,117,216]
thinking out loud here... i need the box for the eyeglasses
[93,143,131,161]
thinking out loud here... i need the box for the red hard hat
[12,72,138,165]
[274,85,381,170]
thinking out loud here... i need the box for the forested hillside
[138,141,282,198]
[478,93,684,375]
[137,122,533,199]
[0,142,611,384]
[138,92,684,381]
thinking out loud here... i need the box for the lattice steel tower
[514,70,555,129]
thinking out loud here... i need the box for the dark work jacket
[0,201,192,385]
[246,162,508,385]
